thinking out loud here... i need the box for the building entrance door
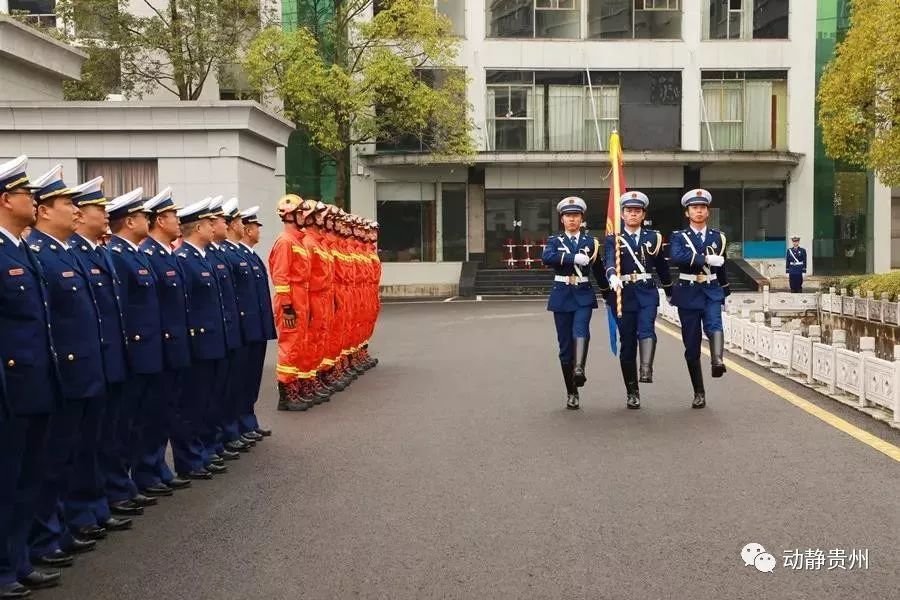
[484,195,556,267]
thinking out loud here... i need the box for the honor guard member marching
[237,206,275,436]
[219,198,266,446]
[605,191,673,409]
[26,165,105,576]
[786,235,807,293]
[541,196,607,410]
[0,156,63,597]
[205,196,251,457]
[270,195,315,411]
[175,200,229,479]
[669,189,731,409]
[140,188,195,491]
[107,189,173,502]
[66,177,133,540]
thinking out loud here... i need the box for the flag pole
[610,132,623,318]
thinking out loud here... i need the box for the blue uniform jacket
[108,235,164,375]
[604,229,673,310]
[140,237,192,371]
[245,245,277,341]
[222,240,264,344]
[176,242,228,361]
[207,243,242,350]
[0,234,60,414]
[786,247,807,275]
[669,228,730,310]
[69,233,129,385]
[541,232,604,312]
[28,229,105,400]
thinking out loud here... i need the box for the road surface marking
[657,322,900,463]
[443,296,458,302]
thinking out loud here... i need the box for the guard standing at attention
[605,191,672,409]
[786,235,807,293]
[668,189,731,409]
[541,196,608,411]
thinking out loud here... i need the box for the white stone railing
[818,287,900,325]
[657,292,899,428]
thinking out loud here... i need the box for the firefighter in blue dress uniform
[786,236,807,293]
[541,196,608,410]
[668,189,731,409]
[604,191,672,409]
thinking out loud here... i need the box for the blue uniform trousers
[102,376,153,503]
[616,304,658,362]
[29,394,102,558]
[239,342,267,434]
[133,376,175,491]
[196,357,229,465]
[172,363,213,475]
[0,415,49,585]
[677,302,724,361]
[553,306,593,363]
[222,346,249,443]
[789,273,803,293]
[61,394,106,529]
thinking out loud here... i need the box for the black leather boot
[687,359,706,408]
[572,337,590,387]
[709,331,727,378]
[638,338,656,383]
[561,361,579,410]
[621,361,641,409]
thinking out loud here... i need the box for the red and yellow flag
[605,131,626,237]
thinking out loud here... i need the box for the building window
[435,0,465,36]
[8,0,57,28]
[486,73,543,151]
[587,0,682,40]
[487,0,581,39]
[700,71,787,151]
[79,160,158,199]
[377,182,437,262]
[704,0,789,40]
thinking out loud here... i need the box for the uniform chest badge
[201,272,211,277]
[61,271,75,278]
[217,264,225,269]
[90,268,101,275]
[8,268,24,276]
[138,269,149,275]
[166,271,176,277]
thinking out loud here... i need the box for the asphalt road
[41,300,899,600]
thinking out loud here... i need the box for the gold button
[200,328,205,333]
[6,359,14,367]
[19,285,24,291]
[190,329,195,337]
[240,311,245,316]
[67,354,74,361]
[164,332,171,339]
[98,282,103,287]
[72,286,77,291]
[134,335,141,341]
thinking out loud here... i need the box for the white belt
[679,273,715,284]
[621,273,652,284]
[555,275,589,285]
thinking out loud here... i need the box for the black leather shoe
[63,537,96,554]
[75,525,106,540]
[183,470,213,480]
[0,581,31,598]
[32,550,73,568]
[255,427,272,437]
[208,453,222,462]
[130,494,158,507]
[141,484,173,497]
[566,392,580,410]
[205,463,228,474]
[102,517,133,531]
[692,392,707,409]
[166,477,191,490]
[220,449,240,461]
[19,570,60,589]
[110,500,144,516]
[572,337,590,387]
[240,433,260,445]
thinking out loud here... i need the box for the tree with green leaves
[818,0,900,185]
[52,0,271,100]
[244,0,476,207]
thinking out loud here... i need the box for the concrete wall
[0,57,65,100]
[380,262,462,298]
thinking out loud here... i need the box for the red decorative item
[521,238,534,269]
[503,238,518,269]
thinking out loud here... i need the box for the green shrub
[837,275,872,293]
[859,272,900,300]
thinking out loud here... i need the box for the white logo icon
[754,552,777,573]
[741,543,767,567]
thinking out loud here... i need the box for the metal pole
[586,68,604,151]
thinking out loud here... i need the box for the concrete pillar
[809,325,822,343]
[873,176,892,273]
[763,285,770,311]
[859,337,876,357]
[893,345,900,362]
[832,329,847,349]
[467,183,485,260]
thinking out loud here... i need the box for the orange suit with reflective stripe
[300,228,334,374]
[268,228,311,383]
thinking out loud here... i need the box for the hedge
[819,272,900,300]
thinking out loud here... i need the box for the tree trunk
[169,0,190,100]
[334,147,349,210]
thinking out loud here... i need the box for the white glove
[608,274,623,291]
[574,254,589,267]
[706,254,725,267]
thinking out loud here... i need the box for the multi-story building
[350,0,893,296]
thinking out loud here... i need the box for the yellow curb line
[656,322,900,463]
